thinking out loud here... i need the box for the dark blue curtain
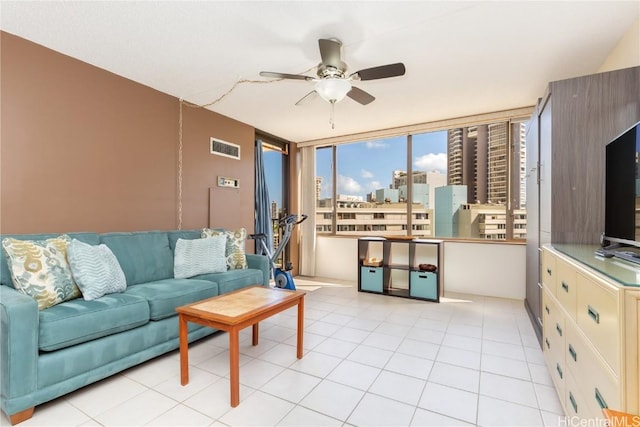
[255,139,274,257]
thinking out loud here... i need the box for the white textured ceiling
[1,1,639,143]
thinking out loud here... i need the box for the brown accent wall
[1,32,256,235]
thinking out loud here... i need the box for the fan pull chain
[330,100,336,129]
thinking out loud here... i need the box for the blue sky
[264,150,284,211]
[317,131,447,199]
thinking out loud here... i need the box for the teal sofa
[0,230,270,424]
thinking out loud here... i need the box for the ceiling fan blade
[352,63,406,81]
[318,38,342,69]
[295,90,318,106]
[260,71,313,81]
[347,86,375,105]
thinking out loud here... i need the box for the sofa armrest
[246,254,270,286]
[0,285,38,401]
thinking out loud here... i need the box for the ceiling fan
[260,38,406,107]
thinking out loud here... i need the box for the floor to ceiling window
[312,114,528,241]
[260,136,289,267]
[315,146,334,234]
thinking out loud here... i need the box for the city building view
[315,122,527,240]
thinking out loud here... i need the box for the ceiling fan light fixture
[315,78,352,103]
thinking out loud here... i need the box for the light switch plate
[217,176,239,188]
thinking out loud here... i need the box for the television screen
[604,121,640,247]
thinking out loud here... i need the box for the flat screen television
[604,121,640,251]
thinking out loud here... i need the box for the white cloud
[366,140,388,149]
[361,169,374,178]
[366,180,382,192]
[337,174,362,194]
[320,180,332,199]
[415,153,447,173]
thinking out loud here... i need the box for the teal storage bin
[360,266,383,293]
[410,271,437,299]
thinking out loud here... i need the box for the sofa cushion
[195,268,264,294]
[124,278,219,320]
[0,232,100,288]
[202,228,248,269]
[167,230,201,251]
[39,293,150,351]
[2,235,81,310]
[100,232,174,285]
[67,239,127,300]
[173,235,226,279]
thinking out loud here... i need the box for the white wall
[443,241,525,300]
[313,236,526,300]
[315,236,359,281]
[598,17,640,72]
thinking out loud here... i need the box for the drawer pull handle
[587,305,600,324]
[545,338,550,349]
[568,344,577,361]
[556,363,563,379]
[545,305,550,315]
[595,388,608,409]
[569,392,577,413]
[561,282,569,292]
[556,323,563,337]
[547,268,552,275]
[418,274,428,279]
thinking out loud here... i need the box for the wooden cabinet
[524,108,542,339]
[555,257,578,319]
[357,237,442,302]
[541,245,640,418]
[525,66,640,343]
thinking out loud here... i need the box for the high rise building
[447,129,464,186]
[458,203,527,240]
[434,185,468,237]
[488,123,508,204]
[315,177,322,202]
[513,122,527,208]
[315,197,433,237]
[447,122,525,205]
[391,170,446,208]
[447,126,488,203]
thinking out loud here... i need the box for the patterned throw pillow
[201,228,248,269]
[2,235,81,310]
[67,239,127,300]
[174,235,227,279]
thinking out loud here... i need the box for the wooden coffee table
[176,285,306,407]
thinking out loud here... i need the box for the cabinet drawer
[541,249,557,295]
[556,257,577,319]
[360,266,383,293]
[565,321,620,414]
[545,342,566,398]
[409,271,437,300]
[575,272,620,373]
[542,290,565,361]
[565,369,598,420]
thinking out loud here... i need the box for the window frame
[307,107,532,242]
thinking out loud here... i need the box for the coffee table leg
[179,314,189,385]
[297,296,304,359]
[252,323,259,346]
[229,327,240,407]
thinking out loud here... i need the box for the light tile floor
[1,283,568,426]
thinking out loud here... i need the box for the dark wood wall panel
[549,67,640,244]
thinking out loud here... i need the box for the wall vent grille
[210,138,241,160]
